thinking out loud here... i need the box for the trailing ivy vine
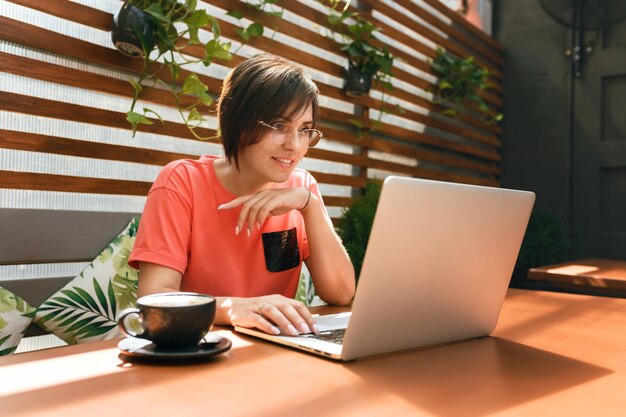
[431,47,502,124]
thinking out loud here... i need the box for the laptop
[235,176,535,361]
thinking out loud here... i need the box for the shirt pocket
[261,227,300,272]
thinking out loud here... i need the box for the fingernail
[235,226,239,235]
[288,324,299,336]
[312,324,319,335]
[257,222,261,230]
[300,323,311,334]
[247,228,251,237]
[218,204,224,210]
[270,326,280,335]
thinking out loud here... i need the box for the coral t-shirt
[128,155,327,298]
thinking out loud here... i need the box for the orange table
[1,289,625,417]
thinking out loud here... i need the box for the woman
[128,54,355,337]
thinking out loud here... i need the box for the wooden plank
[0,170,152,195]
[7,0,111,30]
[0,51,200,111]
[323,196,355,207]
[0,91,217,140]
[0,129,195,166]
[307,171,366,188]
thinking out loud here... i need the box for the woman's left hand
[218,187,313,236]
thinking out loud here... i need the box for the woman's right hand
[221,295,319,336]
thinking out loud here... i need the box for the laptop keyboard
[301,328,346,345]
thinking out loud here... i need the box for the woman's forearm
[301,195,356,305]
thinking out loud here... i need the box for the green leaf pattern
[34,217,140,345]
[294,263,315,306]
[0,288,36,356]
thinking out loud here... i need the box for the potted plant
[111,0,233,139]
[336,180,382,280]
[111,2,155,58]
[431,47,502,124]
[327,9,394,98]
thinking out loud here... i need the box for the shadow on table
[347,337,610,417]
[251,336,611,417]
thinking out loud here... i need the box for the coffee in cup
[118,292,216,348]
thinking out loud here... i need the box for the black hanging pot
[111,2,155,58]
[343,62,372,97]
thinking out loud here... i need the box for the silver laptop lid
[341,177,535,360]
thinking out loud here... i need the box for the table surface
[1,289,625,417]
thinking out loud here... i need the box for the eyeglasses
[258,120,323,148]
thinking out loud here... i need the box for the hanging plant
[431,47,502,124]
[321,1,400,135]
[111,0,233,139]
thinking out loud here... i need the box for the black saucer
[118,333,232,361]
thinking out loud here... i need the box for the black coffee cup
[118,292,216,348]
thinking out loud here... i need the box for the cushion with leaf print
[0,287,36,356]
[294,263,316,306]
[34,217,140,345]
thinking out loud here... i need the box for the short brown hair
[217,54,319,168]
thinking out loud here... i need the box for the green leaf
[204,40,232,61]
[0,288,17,313]
[129,79,143,95]
[247,22,264,37]
[227,10,244,19]
[143,3,167,22]
[107,279,117,318]
[0,334,11,347]
[56,311,87,328]
[208,15,221,38]
[187,107,205,123]
[182,74,206,96]
[112,274,138,311]
[60,289,90,309]
[73,287,102,314]
[126,111,153,136]
[235,27,250,41]
[73,318,112,338]
[142,108,164,124]
[184,10,210,44]
[75,322,117,339]
[48,308,75,324]
[92,278,110,317]
[49,296,79,308]
[65,315,100,334]
[0,346,16,356]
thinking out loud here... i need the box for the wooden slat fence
[0,0,503,227]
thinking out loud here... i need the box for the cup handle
[117,308,145,339]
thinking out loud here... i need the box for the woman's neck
[216,158,272,196]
